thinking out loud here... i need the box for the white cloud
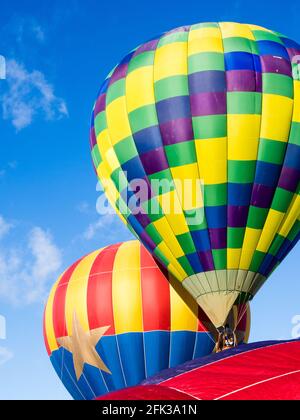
[0,216,13,240]
[1,59,68,131]
[0,221,62,305]
[83,214,117,241]
[0,347,13,366]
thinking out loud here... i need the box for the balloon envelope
[90,22,300,327]
[44,241,250,400]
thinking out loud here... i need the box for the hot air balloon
[90,22,300,329]
[43,240,250,400]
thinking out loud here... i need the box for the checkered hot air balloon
[43,241,250,400]
[90,22,300,329]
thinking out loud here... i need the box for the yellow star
[57,312,111,380]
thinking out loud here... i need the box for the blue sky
[0,0,299,400]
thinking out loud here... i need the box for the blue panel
[257,40,290,59]
[284,144,300,169]
[191,229,211,251]
[122,156,147,182]
[254,161,282,187]
[117,333,146,387]
[193,332,215,358]
[186,252,204,273]
[82,364,109,398]
[205,206,227,228]
[156,96,191,123]
[97,336,127,393]
[169,331,196,368]
[189,70,226,94]
[144,331,170,378]
[228,183,252,206]
[281,37,300,50]
[51,350,84,401]
[225,52,261,72]
[133,125,163,154]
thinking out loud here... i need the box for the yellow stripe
[279,194,300,237]
[112,241,143,334]
[219,22,255,40]
[126,66,154,112]
[65,250,100,335]
[154,42,188,80]
[257,209,285,252]
[169,275,198,331]
[44,277,61,352]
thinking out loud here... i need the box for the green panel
[227,92,261,114]
[127,51,155,72]
[262,73,293,98]
[193,115,227,139]
[271,188,293,212]
[184,209,207,231]
[165,141,196,167]
[258,138,287,164]
[158,31,188,47]
[252,30,284,43]
[114,136,138,164]
[228,227,245,248]
[92,145,101,167]
[268,234,284,256]
[188,53,225,73]
[111,168,128,190]
[148,169,175,194]
[212,249,227,270]
[154,247,170,267]
[176,232,197,254]
[94,111,107,136]
[247,206,269,229]
[145,224,163,246]
[155,76,189,101]
[204,184,227,206]
[223,37,259,54]
[228,161,256,183]
[106,78,126,104]
[250,250,265,272]
[289,122,300,146]
[177,255,194,276]
[142,199,164,222]
[129,105,158,132]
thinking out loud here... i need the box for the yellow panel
[227,249,242,270]
[260,94,293,142]
[219,22,255,40]
[112,241,143,334]
[189,37,223,55]
[239,228,262,269]
[97,129,111,156]
[228,115,261,160]
[106,97,132,144]
[247,24,272,33]
[105,148,120,174]
[156,241,187,280]
[126,66,154,112]
[154,42,187,81]
[45,278,61,352]
[169,276,198,331]
[189,27,221,40]
[170,163,203,210]
[293,81,300,123]
[158,191,189,236]
[256,210,284,252]
[279,194,300,237]
[195,138,227,184]
[65,250,100,335]
[153,217,184,258]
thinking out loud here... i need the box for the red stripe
[236,304,247,331]
[43,309,51,356]
[140,246,171,331]
[197,306,210,332]
[52,259,82,338]
[160,341,300,400]
[87,244,121,334]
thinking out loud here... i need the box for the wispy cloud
[1,59,68,131]
[0,347,13,367]
[0,218,62,305]
[0,216,13,240]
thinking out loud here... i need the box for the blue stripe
[225,52,261,72]
[169,331,196,368]
[257,40,290,59]
[117,333,146,387]
[144,331,170,378]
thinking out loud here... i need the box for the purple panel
[251,184,275,208]
[190,92,226,116]
[156,96,191,123]
[139,231,157,252]
[166,25,190,35]
[109,63,128,85]
[133,39,160,56]
[198,250,215,271]
[140,147,169,175]
[261,56,292,77]
[189,71,226,94]
[286,48,300,61]
[278,167,300,192]
[133,212,152,228]
[94,93,106,115]
[90,127,97,148]
[228,206,249,228]
[226,70,262,92]
[209,228,227,249]
[160,118,194,145]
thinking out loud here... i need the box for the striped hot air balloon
[90,22,300,328]
[43,241,250,400]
